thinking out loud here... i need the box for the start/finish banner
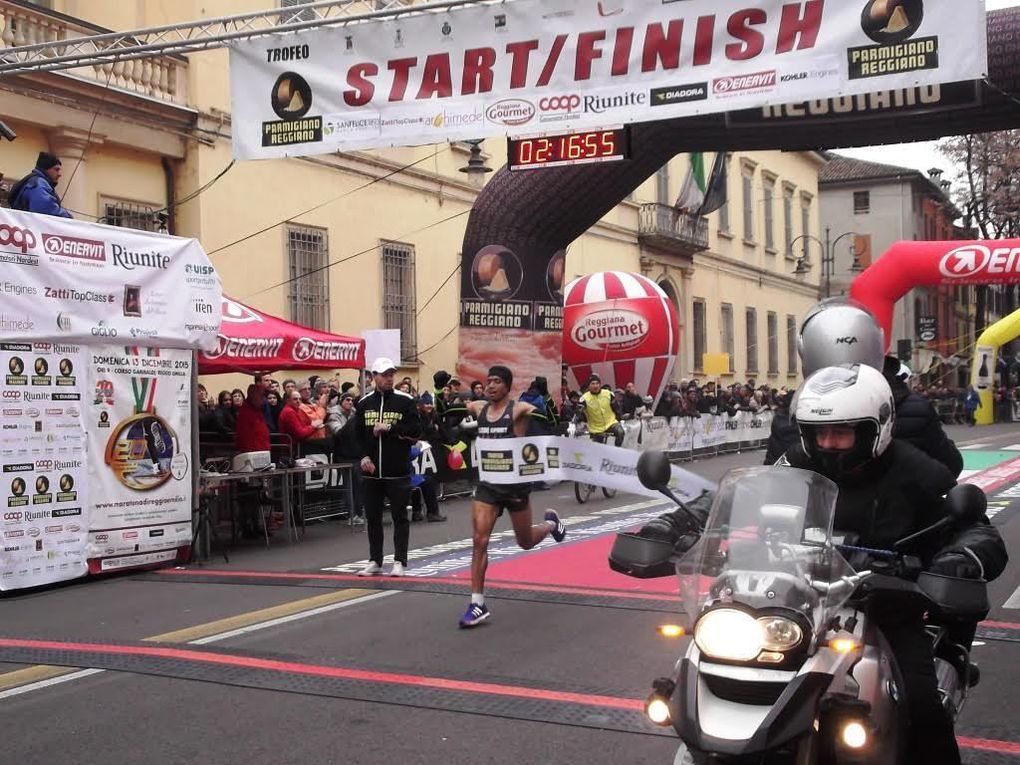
[229,0,987,159]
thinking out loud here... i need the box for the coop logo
[713,70,777,95]
[2,391,21,400]
[0,224,37,254]
[569,309,649,352]
[42,233,106,263]
[35,460,53,471]
[939,245,1020,279]
[539,95,581,112]
[485,99,536,126]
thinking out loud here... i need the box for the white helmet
[798,298,885,376]
[794,364,895,477]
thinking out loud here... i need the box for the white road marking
[0,590,398,701]
[1003,444,1020,451]
[1003,585,1020,610]
[959,444,991,451]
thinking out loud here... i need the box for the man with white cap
[354,357,422,577]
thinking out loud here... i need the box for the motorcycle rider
[764,297,963,477]
[775,364,1007,764]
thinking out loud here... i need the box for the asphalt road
[0,423,1018,765]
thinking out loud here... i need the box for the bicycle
[568,420,618,504]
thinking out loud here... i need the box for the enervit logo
[292,337,360,363]
[0,225,37,253]
[713,70,777,94]
[485,99,535,126]
[939,245,1020,278]
[222,299,263,324]
[539,95,581,112]
[42,233,106,262]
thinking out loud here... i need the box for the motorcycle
[609,452,989,764]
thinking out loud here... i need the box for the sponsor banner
[476,435,716,502]
[0,342,88,591]
[86,346,193,567]
[0,209,221,351]
[229,0,986,160]
[666,411,774,452]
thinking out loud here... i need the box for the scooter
[609,452,989,764]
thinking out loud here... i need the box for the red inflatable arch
[849,240,1020,349]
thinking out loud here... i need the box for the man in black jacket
[882,356,964,476]
[777,365,1006,765]
[355,357,422,577]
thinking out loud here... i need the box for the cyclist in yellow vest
[579,373,624,447]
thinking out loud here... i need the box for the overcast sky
[841,1,1017,180]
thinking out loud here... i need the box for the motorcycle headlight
[694,609,761,661]
[694,610,804,662]
[759,616,803,652]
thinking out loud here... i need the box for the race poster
[456,244,563,397]
[86,345,193,573]
[0,341,88,591]
[230,0,987,159]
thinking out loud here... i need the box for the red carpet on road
[451,534,677,594]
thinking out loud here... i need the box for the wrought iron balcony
[0,0,188,106]
[638,203,710,257]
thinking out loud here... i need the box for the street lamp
[790,226,863,298]
[458,139,493,187]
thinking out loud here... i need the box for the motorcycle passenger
[579,373,624,447]
[764,297,963,477]
[778,364,1006,765]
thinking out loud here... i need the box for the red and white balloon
[562,271,679,407]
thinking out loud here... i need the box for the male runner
[580,373,624,446]
[459,365,567,628]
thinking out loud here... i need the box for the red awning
[198,297,364,374]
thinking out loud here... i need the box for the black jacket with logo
[355,389,422,478]
[888,379,964,478]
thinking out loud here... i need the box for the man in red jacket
[235,384,270,453]
[278,389,332,457]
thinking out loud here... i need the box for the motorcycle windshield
[677,466,855,640]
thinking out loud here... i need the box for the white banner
[229,0,986,160]
[476,435,715,503]
[668,411,773,452]
[86,346,193,571]
[0,209,221,350]
[0,341,88,591]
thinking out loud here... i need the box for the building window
[102,198,159,232]
[287,225,330,331]
[693,299,707,372]
[783,185,795,258]
[721,303,735,373]
[656,164,670,204]
[742,167,755,242]
[382,241,417,361]
[718,193,730,233]
[767,311,779,374]
[786,315,797,375]
[800,194,813,262]
[746,307,758,374]
[853,190,870,214]
[763,177,775,251]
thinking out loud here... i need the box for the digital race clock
[507,127,630,171]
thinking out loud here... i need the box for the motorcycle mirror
[637,450,672,491]
[945,483,987,526]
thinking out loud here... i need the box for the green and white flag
[675,153,706,212]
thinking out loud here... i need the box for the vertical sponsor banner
[86,345,193,572]
[0,341,88,591]
[457,245,564,396]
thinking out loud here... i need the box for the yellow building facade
[0,0,822,392]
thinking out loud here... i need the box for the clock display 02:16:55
[516,130,619,164]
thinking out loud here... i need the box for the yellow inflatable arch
[971,308,1020,425]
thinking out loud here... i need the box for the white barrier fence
[619,411,774,457]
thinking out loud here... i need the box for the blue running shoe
[459,602,491,628]
[544,510,566,543]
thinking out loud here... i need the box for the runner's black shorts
[473,481,531,515]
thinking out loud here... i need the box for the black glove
[433,370,451,388]
[929,551,983,579]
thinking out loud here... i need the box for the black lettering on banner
[546,447,560,469]
[261,117,323,147]
[480,449,514,473]
[847,37,939,80]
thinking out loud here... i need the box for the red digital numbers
[510,129,626,170]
